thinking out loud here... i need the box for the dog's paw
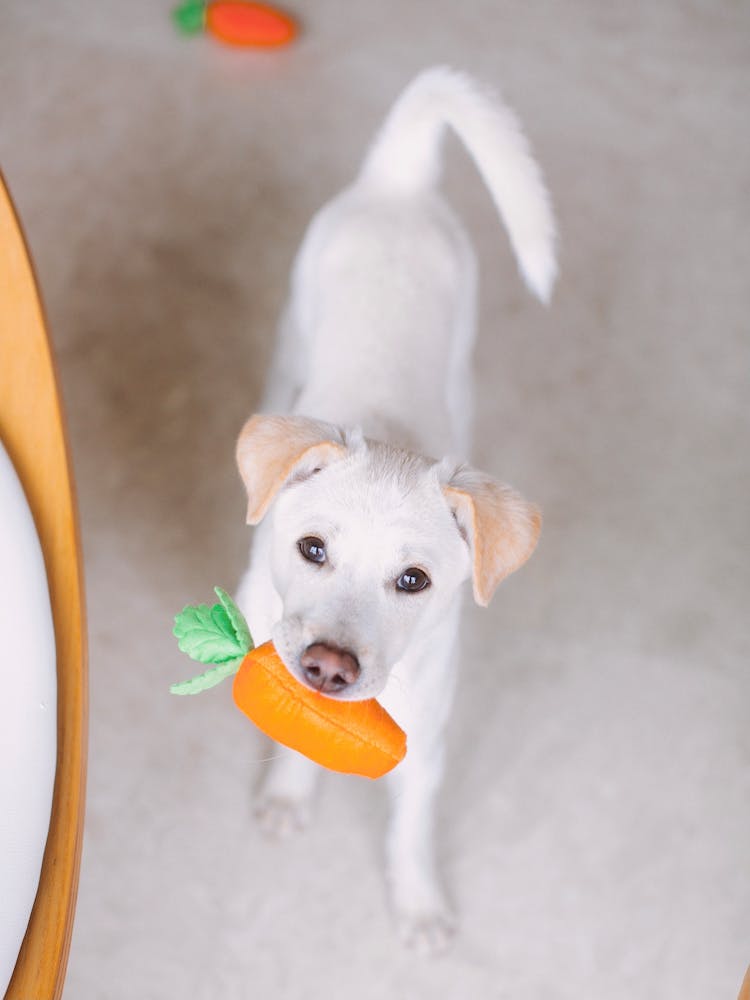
[389,867,455,955]
[255,795,311,840]
[396,907,456,956]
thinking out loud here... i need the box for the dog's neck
[290,398,423,456]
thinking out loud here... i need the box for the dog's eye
[396,567,430,593]
[298,536,327,564]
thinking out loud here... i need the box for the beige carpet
[1,1,748,997]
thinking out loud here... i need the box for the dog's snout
[300,643,361,694]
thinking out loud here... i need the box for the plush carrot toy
[171,588,407,778]
[173,0,297,48]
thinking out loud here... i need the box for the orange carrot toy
[171,588,407,779]
[173,0,297,48]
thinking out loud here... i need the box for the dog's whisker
[243,753,285,764]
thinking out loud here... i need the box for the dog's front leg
[255,746,320,840]
[236,527,320,839]
[386,737,454,954]
[381,607,461,954]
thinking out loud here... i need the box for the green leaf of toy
[171,588,254,696]
[214,587,253,654]
[174,601,246,664]
[172,0,206,35]
[170,656,244,696]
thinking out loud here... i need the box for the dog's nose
[300,643,361,694]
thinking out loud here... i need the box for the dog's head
[237,415,540,700]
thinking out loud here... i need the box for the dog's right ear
[236,414,348,525]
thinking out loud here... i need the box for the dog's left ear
[441,465,541,607]
[236,414,348,524]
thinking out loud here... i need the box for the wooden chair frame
[0,172,87,1000]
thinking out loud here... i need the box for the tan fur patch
[443,478,541,606]
[236,415,347,524]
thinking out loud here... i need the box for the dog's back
[273,67,557,457]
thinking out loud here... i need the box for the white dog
[234,67,556,953]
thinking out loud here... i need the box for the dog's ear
[441,464,541,607]
[236,414,348,524]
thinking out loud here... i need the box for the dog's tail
[357,66,557,303]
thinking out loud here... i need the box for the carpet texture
[1,2,748,997]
